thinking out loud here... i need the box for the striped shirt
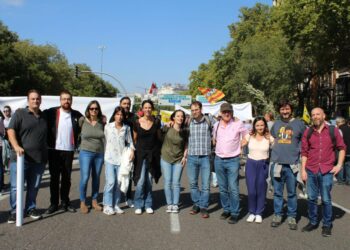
[188,116,213,156]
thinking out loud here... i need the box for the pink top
[213,119,248,158]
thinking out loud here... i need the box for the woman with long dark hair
[241,116,274,223]
[102,106,135,215]
[79,100,105,213]
[161,110,188,213]
[133,100,162,215]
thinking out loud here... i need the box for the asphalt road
[0,162,350,250]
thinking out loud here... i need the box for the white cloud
[0,0,25,7]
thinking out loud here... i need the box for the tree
[0,20,118,97]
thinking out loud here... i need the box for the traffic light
[75,66,79,78]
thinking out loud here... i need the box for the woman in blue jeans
[102,106,134,215]
[79,100,105,213]
[161,110,188,213]
[133,100,162,215]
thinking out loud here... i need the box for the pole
[98,45,106,79]
[16,154,24,227]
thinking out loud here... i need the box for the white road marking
[331,201,350,214]
[170,213,181,233]
[299,195,350,214]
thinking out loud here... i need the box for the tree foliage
[188,2,350,115]
[0,21,118,97]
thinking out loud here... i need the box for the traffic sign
[158,94,192,106]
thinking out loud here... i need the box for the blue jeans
[272,164,297,218]
[214,156,240,216]
[9,161,45,214]
[0,148,4,191]
[186,155,210,209]
[306,170,333,227]
[337,160,350,183]
[103,161,121,207]
[161,158,183,206]
[79,150,104,201]
[134,160,153,209]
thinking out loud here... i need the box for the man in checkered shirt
[186,101,215,219]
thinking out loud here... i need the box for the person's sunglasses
[3,110,10,113]
[89,107,99,111]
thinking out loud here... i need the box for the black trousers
[48,149,74,206]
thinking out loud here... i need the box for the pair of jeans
[9,161,45,214]
[245,158,269,216]
[103,161,121,207]
[306,170,333,227]
[79,150,104,201]
[0,148,3,191]
[186,155,210,209]
[134,160,153,209]
[48,149,74,206]
[161,158,183,206]
[337,160,350,183]
[214,155,240,216]
[272,164,297,218]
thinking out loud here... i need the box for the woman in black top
[133,100,162,214]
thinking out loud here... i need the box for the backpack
[306,125,336,149]
[306,125,338,162]
[186,115,213,134]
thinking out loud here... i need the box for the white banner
[175,101,253,121]
[0,96,134,122]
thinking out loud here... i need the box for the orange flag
[198,87,225,104]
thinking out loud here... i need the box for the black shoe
[62,204,77,213]
[200,208,209,219]
[27,208,42,220]
[8,213,16,224]
[302,223,318,232]
[190,205,200,215]
[45,205,58,214]
[220,211,231,220]
[228,215,238,224]
[322,226,332,237]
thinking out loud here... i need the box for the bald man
[301,107,346,237]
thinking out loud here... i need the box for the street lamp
[98,45,106,79]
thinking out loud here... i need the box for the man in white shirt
[44,90,82,214]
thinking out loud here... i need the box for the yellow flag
[302,105,311,124]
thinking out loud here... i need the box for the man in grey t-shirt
[270,100,305,230]
[7,89,48,224]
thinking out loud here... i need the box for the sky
[0,0,272,94]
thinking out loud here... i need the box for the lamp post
[98,45,106,79]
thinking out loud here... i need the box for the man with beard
[270,100,305,230]
[44,90,83,214]
[301,107,346,237]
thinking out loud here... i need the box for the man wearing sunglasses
[2,106,12,129]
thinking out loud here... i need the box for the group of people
[1,89,349,238]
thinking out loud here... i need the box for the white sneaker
[255,215,262,223]
[125,200,134,208]
[146,208,154,214]
[103,206,116,216]
[166,205,173,213]
[172,205,179,213]
[135,208,142,215]
[114,205,125,214]
[246,214,255,223]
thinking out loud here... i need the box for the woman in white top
[103,106,135,215]
[241,116,274,223]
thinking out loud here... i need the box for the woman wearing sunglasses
[79,100,105,213]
